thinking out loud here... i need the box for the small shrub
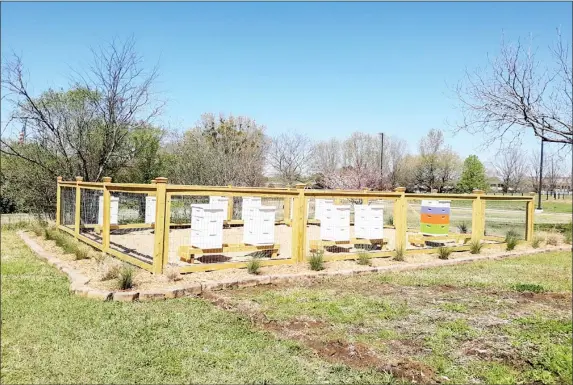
[546,233,560,246]
[457,222,468,234]
[93,252,107,265]
[512,283,546,293]
[74,244,91,260]
[44,227,58,241]
[165,266,181,281]
[308,250,325,271]
[531,235,544,248]
[505,229,520,242]
[30,221,46,236]
[469,240,483,254]
[246,258,261,275]
[393,246,405,261]
[505,230,519,251]
[385,215,394,226]
[101,264,121,281]
[356,251,372,266]
[564,231,572,245]
[117,265,134,290]
[437,246,452,260]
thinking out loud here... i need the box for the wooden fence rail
[56,177,536,274]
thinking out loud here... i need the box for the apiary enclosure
[56,177,535,274]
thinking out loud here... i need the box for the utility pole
[537,130,545,211]
[379,132,384,190]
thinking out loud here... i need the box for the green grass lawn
[220,251,572,384]
[2,228,572,384]
[0,230,396,384]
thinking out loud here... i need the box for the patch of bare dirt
[307,340,382,368]
[378,359,436,384]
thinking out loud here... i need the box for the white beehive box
[320,204,350,241]
[241,197,262,220]
[190,204,224,249]
[243,206,276,245]
[145,196,156,224]
[98,196,119,225]
[354,204,384,239]
[209,196,229,221]
[314,198,334,221]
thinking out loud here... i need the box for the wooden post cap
[57,176,63,182]
[529,192,537,196]
[102,177,112,183]
[295,183,306,189]
[75,176,83,182]
[155,177,168,184]
[394,187,406,193]
[472,189,484,194]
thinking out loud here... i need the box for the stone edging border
[18,231,570,302]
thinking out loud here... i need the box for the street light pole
[537,133,545,211]
[379,132,384,190]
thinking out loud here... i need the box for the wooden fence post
[74,176,83,238]
[56,176,62,227]
[471,189,485,242]
[334,189,341,204]
[292,183,307,263]
[525,192,536,241]
[102,177,112,251]
[153,177,168,274]
[227,185,234,221]
[363,189,369,205]
[393,187,407,251]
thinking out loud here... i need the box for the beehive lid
[192,203,223,212]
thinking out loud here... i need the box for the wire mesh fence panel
[305,195,391,258]
[79,188,103,244]
[484,200,526,239]
[169,194,293,268]
[108,192,155,265]
[60,187,76,229]
[448,200,473,235]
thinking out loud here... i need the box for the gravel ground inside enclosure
[92,225,474,266]
[23,229,569,293]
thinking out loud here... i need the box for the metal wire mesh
[108,192,155,264]
[60,187,76,228]
[306,196,393,257]
[79,188,103,244]
[484,200,526,239]
[168,194,292,266]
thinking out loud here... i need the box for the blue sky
[1,1,572,165]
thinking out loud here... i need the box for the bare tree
[453,30,572,146]
[492,147,528,192]
[385,137,408,189]
[168,113,267,187]
[268,133,314,185]
[318,132,380,190]
[311,138,341,176]
[545,151,563,195]
[1,37,162,182]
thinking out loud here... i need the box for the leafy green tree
[456,155,488,193]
